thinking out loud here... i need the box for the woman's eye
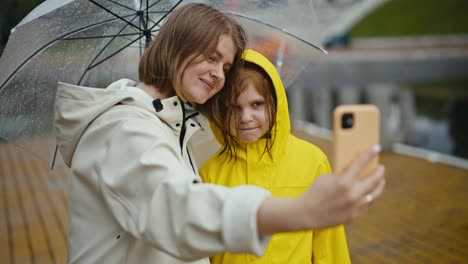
[207,56,215,62]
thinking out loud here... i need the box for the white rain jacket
[54,79,271,264]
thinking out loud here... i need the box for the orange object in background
[249,36,294,83]
[249,36,290,64]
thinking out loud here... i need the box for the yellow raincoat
[199,50,351,264]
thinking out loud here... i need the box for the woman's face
[230,81,270,144]
[179,35,236,104]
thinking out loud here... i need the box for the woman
[54,3,385,264]
[200,49,351,263]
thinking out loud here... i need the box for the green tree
[351,0,468,37]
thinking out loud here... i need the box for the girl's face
[230,81,270,143]
[179,35,236,104]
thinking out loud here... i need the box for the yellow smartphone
[332,104,380,177]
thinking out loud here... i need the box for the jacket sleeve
[311,153,351,264]
[97,117,271,261]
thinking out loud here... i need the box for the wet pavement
[292,128,468,263]
[1,133,467,263]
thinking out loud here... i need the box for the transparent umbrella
[0,0,326,163]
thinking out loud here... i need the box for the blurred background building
[285,0,468,167]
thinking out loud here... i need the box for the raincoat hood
[212,49,290,162]
[55,78,192,167]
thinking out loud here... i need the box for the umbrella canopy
[0,0,326,161]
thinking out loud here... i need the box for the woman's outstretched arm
[257,145,385,236]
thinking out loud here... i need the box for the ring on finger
[365,194,374,203]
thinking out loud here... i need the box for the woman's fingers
[340,145,381,183]
[340,161,385,220]
[356,165,386,205]
[354,172,386,217]
[366,170,386,203]
[298,145,386,229]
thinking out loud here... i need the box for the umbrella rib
[146,11,170,14]
[146,0,149,30]
[141,0,150,47]
[138,11,170,29]
[59,14,137,40]
[78,35,143,85]
[148,0,184,31]
[146,16,161,27]
[62,12,144,41]
[63,32,142,40]
[101,0,166,13]
[226,12,328,54]
[103,0,137,12]
[80,23,135,71]
[77,8,148,85]
[88,0,143,32]
[144,1,170,23]
[0,15,137,90]
[150,29,160,37]
[63,12,147,41]
[89,36,143,70]
[148,0,162,9]
[77,15,144,84]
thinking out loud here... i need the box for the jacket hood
[212,49,291,162]
[54,79,185,167]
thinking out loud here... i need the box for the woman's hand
[257,146,385,236]
[298,145,385,229]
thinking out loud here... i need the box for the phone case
[332,104,380,177]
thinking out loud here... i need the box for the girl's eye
[207,55,215,62]
[253,101,264,108]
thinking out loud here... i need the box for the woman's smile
[200,77,214,90]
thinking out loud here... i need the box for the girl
[54,3,385,264]
[200,49,351,263]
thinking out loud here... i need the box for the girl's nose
[239,109,253,123]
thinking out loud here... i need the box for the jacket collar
[115,82,201,135]
[55,79,203,166]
